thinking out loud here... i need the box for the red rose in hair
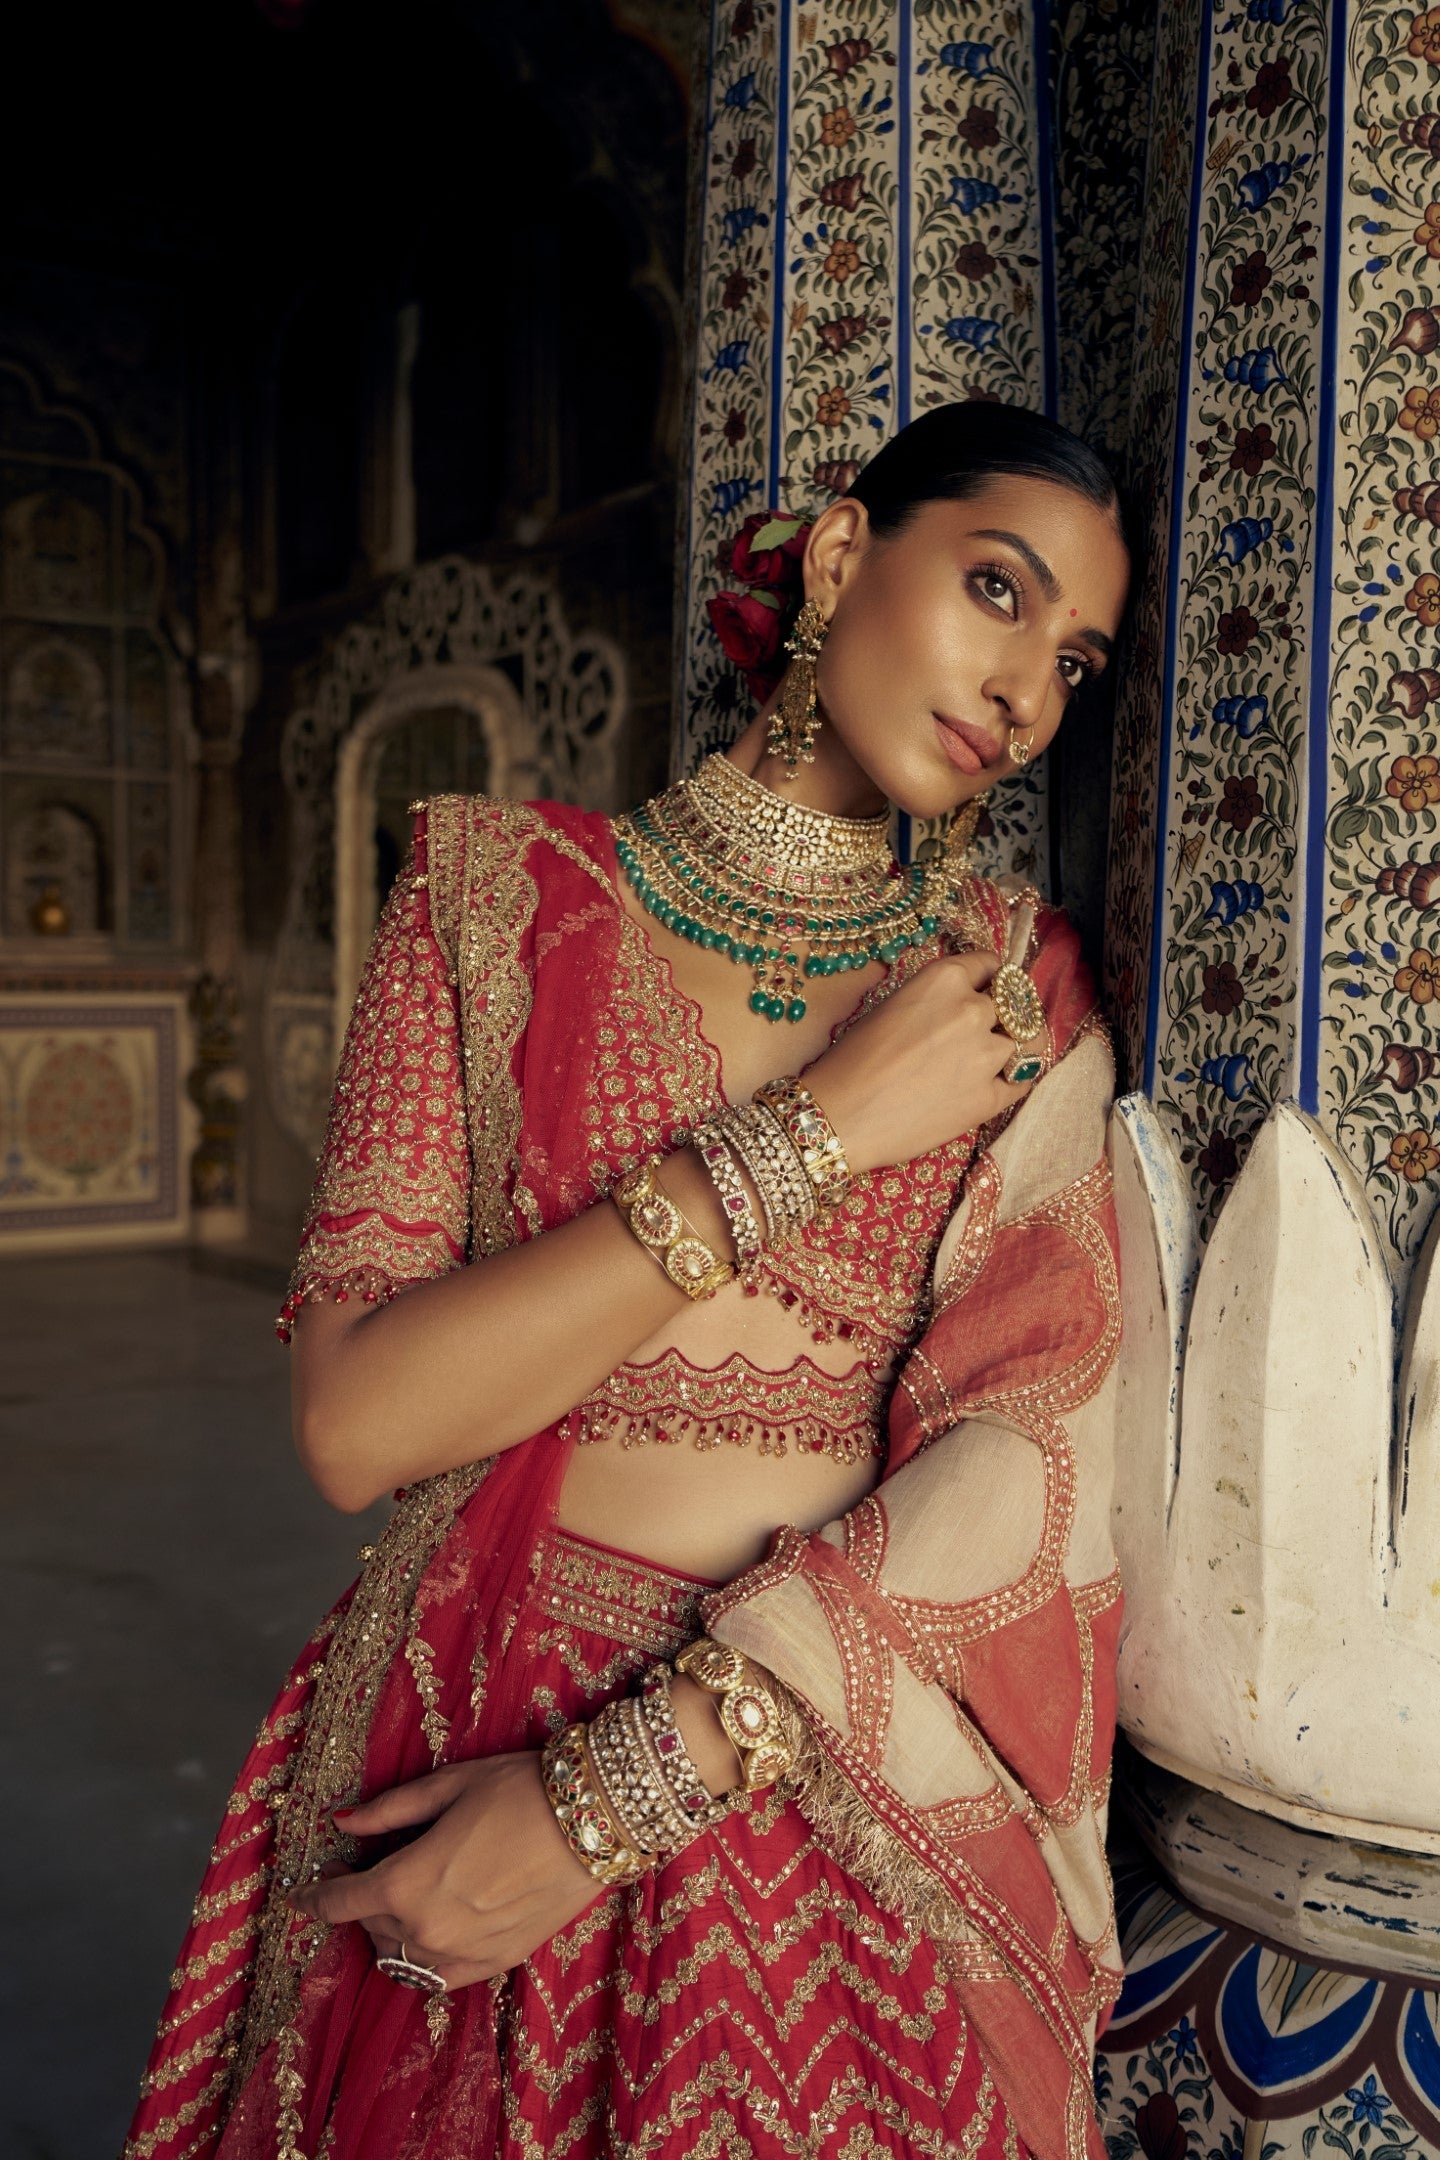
[706,589,785,681]
[730,511,809,590]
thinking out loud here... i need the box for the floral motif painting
[1098,1839,1440,2154]
[1101,0,1205,1089]
[0,1000,183,1242]
[1316,0,1440,1269]
[1136,0,1331,1242]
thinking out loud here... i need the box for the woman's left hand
[288,1753,601,1991]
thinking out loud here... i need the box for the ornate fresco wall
[0,355,195,1250]
[679,1,1440,2149]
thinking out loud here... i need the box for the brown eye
[972,566,1020,613]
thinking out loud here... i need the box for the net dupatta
[702,908,1124,2160]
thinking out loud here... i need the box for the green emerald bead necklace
[613,754,953,1025]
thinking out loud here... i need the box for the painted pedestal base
[1098,1784,1440,2159]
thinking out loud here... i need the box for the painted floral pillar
[679,0,1440,2148]
[1098,0,1440,2144]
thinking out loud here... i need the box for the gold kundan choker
[614,754,951,1024]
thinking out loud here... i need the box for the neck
[724,703,888,821]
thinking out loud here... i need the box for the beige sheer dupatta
[702,1009,1124,2160]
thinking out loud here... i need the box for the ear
[803,497,869,615]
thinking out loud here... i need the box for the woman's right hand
[803,950,1034,1174]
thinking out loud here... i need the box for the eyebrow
[968,527,1115,661]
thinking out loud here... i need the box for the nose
[985,653,1050,735]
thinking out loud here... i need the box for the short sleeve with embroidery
[277,807,471,1339]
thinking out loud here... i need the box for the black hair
[848,400,1134,558]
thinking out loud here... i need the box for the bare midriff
[555,873,896,1581]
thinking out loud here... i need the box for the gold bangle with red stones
[691,1121,765,1274]
[674,1638,793,1792]
[540,1723,652,1886]
[751,1079,851,1216]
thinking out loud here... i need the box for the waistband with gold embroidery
[533,1527,713,1656]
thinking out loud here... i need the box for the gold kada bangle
[611,1156,736,1300]
[675,1638,793,1792]
[751,1079,851,1215]
[540,1723,652,1886]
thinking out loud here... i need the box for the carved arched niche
[267,556,626,1155]
[333,663,526,1028]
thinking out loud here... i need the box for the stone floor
[0,1249,387,2160]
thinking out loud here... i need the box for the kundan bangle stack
[610,1079,852,1290]
[539,1645,793,1887]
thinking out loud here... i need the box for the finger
[284,1860,353,1911]
[949,947,1000,992]
[290,1867,402,1928]
[334,1767,464,1836]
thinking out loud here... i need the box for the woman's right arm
[294,940,1024,1515]
[293,1143,735,1512]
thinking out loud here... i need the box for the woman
[125,403,1132,2160]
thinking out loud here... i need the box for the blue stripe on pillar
[1299,0,1348,1119]
[1144,0,1213,1098]
[897,0,913,431]
[676,0,722,778]
[767,0,792,506]
[1031,0,1058,420]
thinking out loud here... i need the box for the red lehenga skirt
[128,1485,1021,2160]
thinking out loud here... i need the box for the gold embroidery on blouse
[189,1870,270,1927]
[279,827,471,1334]
[589,909,725,1187]
[167,1920,260,1992]
[135,2014,241,2099]
[150,1969,253,2044]
[567,1350,887,1464]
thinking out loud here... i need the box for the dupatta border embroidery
[227,799,549,2114]
[228,1461,496,2103]
[436,793,545,1256]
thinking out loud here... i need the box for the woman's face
[806,475,1132,821]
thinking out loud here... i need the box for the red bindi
[1070,608,1077,617]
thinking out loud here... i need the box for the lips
[933,713,1005,774]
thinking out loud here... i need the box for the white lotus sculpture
[1110,1094,1440,1855]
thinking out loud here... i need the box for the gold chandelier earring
[1008,721,1036,766]
[946,790,988,863]
[768,597,828,781]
